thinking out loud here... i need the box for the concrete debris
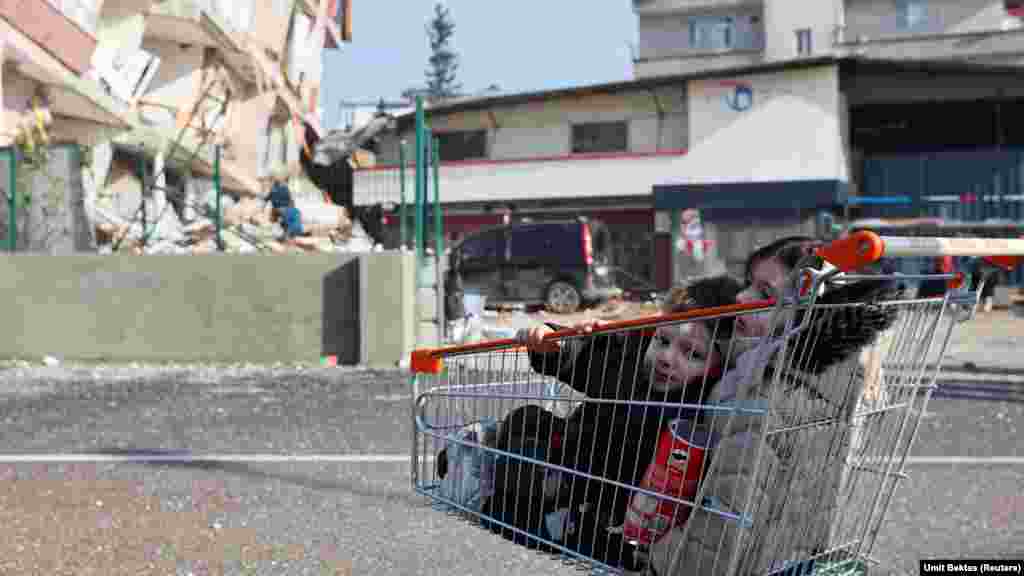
[89,181,379,255]
[311,114,394,167]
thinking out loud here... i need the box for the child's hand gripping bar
[410,301,774,375]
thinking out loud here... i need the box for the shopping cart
[408,231,1024,576]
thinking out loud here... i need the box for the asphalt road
[0,364,1020,575]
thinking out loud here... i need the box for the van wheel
[545,281,582,314]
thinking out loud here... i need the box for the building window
[896,0,928,29]
[689,16,735,50]
[795,28,812,55]
[571,122,629,154]
[435,130,488,162]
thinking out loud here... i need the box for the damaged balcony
[0,0,99,76]
[143,0,259,83]
[1,16,127,148]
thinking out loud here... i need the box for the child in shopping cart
[509,275,745,567]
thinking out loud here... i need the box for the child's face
[737,256,788,338]
[643,322,721,392]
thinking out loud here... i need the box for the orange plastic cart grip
[947,271,966,291]
[816,230,885,272]
[410,349,444,374]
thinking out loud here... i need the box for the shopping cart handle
[408,301,775,374]
[817,232,1024,272]
[982,236,1024,271]
[815,230,885,272]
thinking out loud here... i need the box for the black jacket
[528,323,707,528]
[479,405,643,571]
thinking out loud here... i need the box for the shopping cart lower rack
[408,232,1024,575]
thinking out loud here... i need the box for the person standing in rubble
[266,175,304,241]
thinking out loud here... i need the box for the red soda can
[623,419,711,545]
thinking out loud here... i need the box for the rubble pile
[84,112,393,256]
[92,183,379,255]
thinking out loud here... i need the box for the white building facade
[351,1,1024,287]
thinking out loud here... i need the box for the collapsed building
[1,0,390,255]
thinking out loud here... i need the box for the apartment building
[2,0,348,252]
[89,0,346,217]
[634,0,1024,78]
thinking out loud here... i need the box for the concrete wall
[252,0,292,55]
[0,252,417,366]
[285,11,313,84]
[360,252,417,366]
[138,38,203,125]
[682,63,847,183]
[375,86,688,165]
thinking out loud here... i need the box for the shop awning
[653,179,849,217]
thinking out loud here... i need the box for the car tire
[545,281,582,314]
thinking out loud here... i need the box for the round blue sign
[724,85,753,112]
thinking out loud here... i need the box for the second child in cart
[650,242,903,576]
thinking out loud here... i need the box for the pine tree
[424,3,461,103]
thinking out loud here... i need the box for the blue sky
[320,1,638,129]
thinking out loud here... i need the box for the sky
[320,1,639,129]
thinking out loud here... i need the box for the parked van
[446,218,621,314]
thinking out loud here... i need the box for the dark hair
[744,235,821,283]
[663,274,744,340]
